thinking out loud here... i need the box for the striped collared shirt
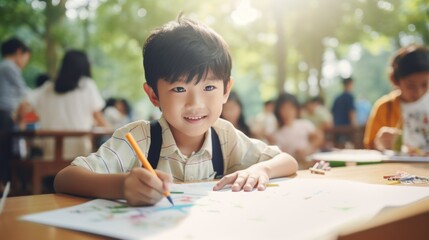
[72,116,282,182]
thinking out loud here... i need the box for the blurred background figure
[301,95,333,131]
[221,91,252,137]
[21,49,109,160]
[103,97,132,129]
[364,45,429,153]
[355,95,372,126]
[331,77,357,147]
[0,37,31,189]
[271,92,323,169]
[331,77,357,127]
[17,73,51,130]
[250,99,277,142]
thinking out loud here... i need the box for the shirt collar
[158,115,213,158]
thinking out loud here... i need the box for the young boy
[364,45,429,152]
[54,17,298,206]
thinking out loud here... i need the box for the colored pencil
[125,133,174,206]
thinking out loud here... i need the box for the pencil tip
[166,196,174,206]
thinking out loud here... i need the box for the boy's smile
[144,71,232,154]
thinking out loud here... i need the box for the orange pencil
[125,133,174,206]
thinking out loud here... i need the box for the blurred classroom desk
[10,129,113,195]
[1,163,428,240]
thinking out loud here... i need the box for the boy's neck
[171,127,206,157]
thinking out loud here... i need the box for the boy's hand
[375,127,401,151]
[213,166,269,192]
[123,168,172,206]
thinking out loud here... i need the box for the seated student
[54,16,298,206]
[220,91,252,137]
[250,99,278,142]
[271,93,323,169]
[364,45,429,153]
[301,96,333,131]
[103,97,132,129]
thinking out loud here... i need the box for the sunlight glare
[231,0,261,26]
[377,0,394,11]
[137,8,147,18]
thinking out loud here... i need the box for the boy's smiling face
[145,71,232,141]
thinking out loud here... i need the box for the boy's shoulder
[114,119,151,136]
[212,117,236,133]
[374,90,401,108]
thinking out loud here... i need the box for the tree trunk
[275,11,286,94]
[43,1,66,78]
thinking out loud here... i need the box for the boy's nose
[186,92,204,108]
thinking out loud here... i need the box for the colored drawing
[21,179,429,240]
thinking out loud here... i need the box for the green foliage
[0,0,427,120]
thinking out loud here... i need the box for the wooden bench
[9,129,113,195]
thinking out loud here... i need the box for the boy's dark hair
[220,91,251,136]
[274,92,300,126]
[1,37,31,56]
[143,16,232,95]
[391,45,429,83]
[35,73,50,88]
[264,99,275,106]
[54,50,91,94]
[308,95,325,105]
[342,77,353,86]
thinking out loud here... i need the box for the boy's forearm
[54,166,126,200]
[255,153,298,179]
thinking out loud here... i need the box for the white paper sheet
[21,179,429,240]
[311,149,429,162]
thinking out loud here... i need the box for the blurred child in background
[271,92,323,169]
[364,45,429,155]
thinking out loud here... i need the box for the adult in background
[22,49,109,160]
[331,77,357,147]
[0,38,31,188]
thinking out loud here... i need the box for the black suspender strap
[147,120,162,169]
[211,127,224,179]
[148,120,224,178]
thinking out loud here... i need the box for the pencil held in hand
[125,133,174,206]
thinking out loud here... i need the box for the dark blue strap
[148,120,162,169]
[148,120,224,178]
[211,128,224,179]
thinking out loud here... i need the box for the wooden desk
[1,163,428,240]
[10,129,113,195]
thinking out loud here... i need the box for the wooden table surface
[1,163,429,240]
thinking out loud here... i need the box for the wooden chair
[9,129,113,195]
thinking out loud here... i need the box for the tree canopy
[1,0,427,119]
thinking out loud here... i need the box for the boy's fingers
[133,168,164,194]
[257,176,269,191]
[155,170,173,191]
[213,173,237,191]
[231,172,248,191]
[243,174,259,192]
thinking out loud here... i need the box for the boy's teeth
[186,116,203,120]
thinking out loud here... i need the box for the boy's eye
[172,87,186,92]
[204,85,216,91]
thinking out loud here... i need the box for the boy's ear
[223,78,234,104]
[143,83,160,107]
[389,72,399,86]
